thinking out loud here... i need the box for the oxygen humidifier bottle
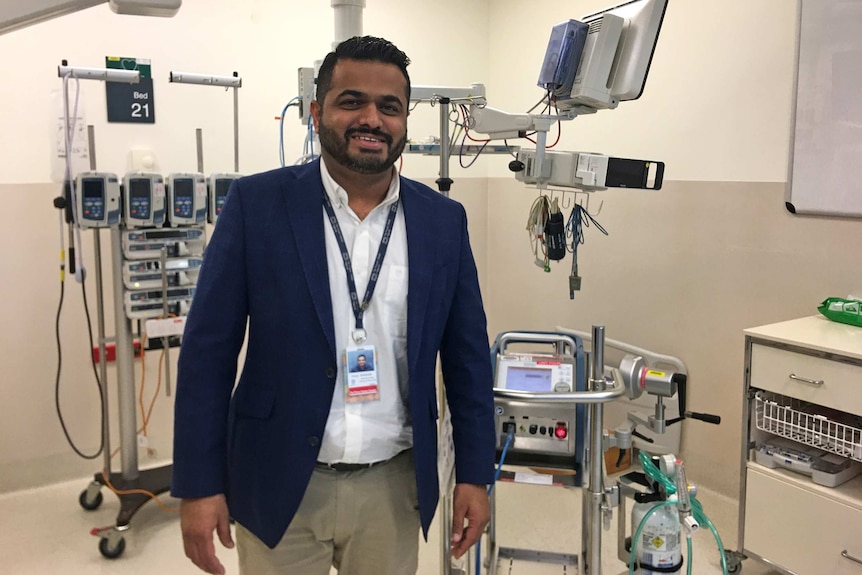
[631,501,683,574]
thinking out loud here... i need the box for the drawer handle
[788,373,824,386]
[842,550,862,566]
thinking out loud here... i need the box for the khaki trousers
[236,449,420,575]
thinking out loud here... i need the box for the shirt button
[308,436,320,447]
[325,367,336,378]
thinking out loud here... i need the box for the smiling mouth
[348,130,391,147]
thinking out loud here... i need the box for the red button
[554,423,568,439]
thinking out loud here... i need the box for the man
[171,36,496,575]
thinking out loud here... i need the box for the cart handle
[494,380,626,404]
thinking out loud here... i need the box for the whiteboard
[787,0,862,217]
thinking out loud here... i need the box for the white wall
[482,0,862,500]
[485,0,799,182]
[0,0,490,184]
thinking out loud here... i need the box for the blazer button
[308,436,320,447]
[325,367,336,378]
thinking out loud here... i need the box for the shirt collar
[319,157,401,211]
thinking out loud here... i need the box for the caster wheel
[79,489,103,511]
[725,550,743,574]
[99,536,126,559]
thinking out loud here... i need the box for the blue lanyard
[322,190,399,343]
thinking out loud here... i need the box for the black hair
[315,36,411,105]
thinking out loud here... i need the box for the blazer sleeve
[171,179,250,498]
[438,204,496,486]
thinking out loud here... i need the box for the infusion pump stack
[65,171,210,322]
[468,0,668,192]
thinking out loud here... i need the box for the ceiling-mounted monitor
[554,0,668,111]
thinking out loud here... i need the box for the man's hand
[450,483,490,559]
[180,494,235,575]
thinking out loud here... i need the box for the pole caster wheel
[725,549,745,574]
[79,488,103,511]
[99,536,126,559]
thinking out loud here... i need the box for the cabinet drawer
[745,467,862,575]
[750,343,862,416]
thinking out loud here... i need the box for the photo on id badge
[344,346,379,403]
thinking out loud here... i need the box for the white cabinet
[738,316,862,575]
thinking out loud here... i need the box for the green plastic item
[818,297,862,328]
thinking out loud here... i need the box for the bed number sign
[105,56,156,124]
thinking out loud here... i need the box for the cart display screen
[505,366,554,392]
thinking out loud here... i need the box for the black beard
[317,118,406,175]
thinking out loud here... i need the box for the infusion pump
[75,172,122,229]
[208,173,241,223]
[167,173,207,226]
[123,173,166,228]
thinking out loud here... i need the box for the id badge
[343,345,380,403]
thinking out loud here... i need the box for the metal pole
[160,247,172,396]
[196,128,205,174]
[585,325,606,575]
[441,486,452,575]
[88,124,112,475]
[62,77,76,277]
[111,226,139,480]
[437,98,452,197]
[233,78,240,172]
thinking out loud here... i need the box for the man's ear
[309,100,321,133]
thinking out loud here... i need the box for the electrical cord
[54,277,106,460]
[526,195,552,271]
[54,75,107,460]
[278,96,301,167]
[100,326,177,513]
[565,203,609,295]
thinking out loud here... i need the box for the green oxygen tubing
[629,451,729,575]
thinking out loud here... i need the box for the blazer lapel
[281,161,337,359]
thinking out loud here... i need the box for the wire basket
[755,391,862,462]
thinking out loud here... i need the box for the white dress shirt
[317,158,412,464]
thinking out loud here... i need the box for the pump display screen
[82,179,104,199]
[173,178,194,218]
[81,178,105,220]
[129,178,152,220]
[506,366,554,392]
[214,178,231,215]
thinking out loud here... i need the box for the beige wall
[483,179,862,496]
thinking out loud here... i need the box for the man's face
[357,356,366,369]
[312,60,408,175]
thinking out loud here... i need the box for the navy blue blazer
[171,159,496,549]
